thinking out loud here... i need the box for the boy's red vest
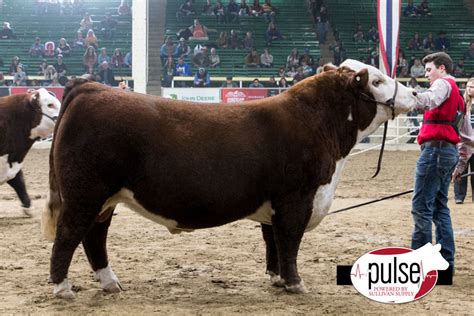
[418,77,465,145]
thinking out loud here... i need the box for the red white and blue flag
[377,0,401,78]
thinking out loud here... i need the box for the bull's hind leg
[50,201,104,299]
[261,224,283,286]
[6,170,32,216]
[271,193,313,294]
[82,207,122,293]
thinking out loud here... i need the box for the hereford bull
[42,60,417,299]
[0,89,60,216]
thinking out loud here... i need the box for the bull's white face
[340,59,417,140]
[30,88,61,139]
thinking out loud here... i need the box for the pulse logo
[350,243,449,303]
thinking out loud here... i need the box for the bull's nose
[412,91,417,97]
[52,116,58,121]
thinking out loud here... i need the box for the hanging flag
[377,0,401,78]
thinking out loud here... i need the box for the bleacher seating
[164,0,320,82]
[0,0,132,84]
[326,0,474,79]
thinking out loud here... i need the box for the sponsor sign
[221,89,268,103]
[11,87,64,100]
[350,243,448,303]
[162,88,221,103]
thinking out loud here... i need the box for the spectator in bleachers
[221,76,238,88]
[160,36,176,65]
[8,56,20,76]
[228,29,242,49]
[193,67,211,87]
[73,31,85,50]
[403,0,419,17]
[309,0,324,22]
[79,13,93,34]
[83,47,97,74]
[162,56,175,88]
[43,65,58,86]
[331,41,346,66]
[175,37,191,58]
[285,65,297,78]
[277,66,286,77]
[214,1,226,24]
[13,64,27,86]
[111,48,125,68]
[36,0,48,15]
[60,0,73,16]
[262,0,276,23]
[37,59,49,76]
[407,32,422,51]
[239,0,251,16]
[227,0,240,24]
[292,67,306,83]
[315,5,329,44]
[98,48,110,65]
[410,58,425,78]
[244,48,260,68]
[188,19,213,40]
[98,61,116,86]
[315,59,325,74]
[242,31,255,51]
[423,32,436,54]
[265,22,283,46]
[353,23,365,43]
[192,45,210,67]
[249,78,264,88]
[260,48,273,68]
[0,72,7,86]
[216,31,229,49]
[209,48,221,68]
[250,0,263,17]
[56,38,71,57]
[118,0,131,16]
[54,54,68,84]
[396,49,408,76]
[29,37,45,58]
[418,0,432,17]
[124,51,132,68]
[278,77,289,88]
[85,29,99,50]
[202,0,214,15]
[0,22,15,39]
[453,58,465,78]
[301,60,314,77]
[464,42,474,60]
[366,25,378,43]
[73,0,86,15]
[286,48,300,69]
[299,48,315,69]
[267,75,278,87]
[176,0,196,22]
[44,41,56,57]
[434,31,450,51]
[100,14,118,41]
[175,57,192,87]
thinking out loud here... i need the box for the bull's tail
[41,78,91,241]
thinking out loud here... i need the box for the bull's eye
[47,103,54,108]
[372,80,381,87]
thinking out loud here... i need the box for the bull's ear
[323,63,337,72]
[353,68,369,88]
[29,91,41,109]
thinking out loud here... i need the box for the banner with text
[221,89,268,103]
[162,88,221,103]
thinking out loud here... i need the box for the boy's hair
[422,52,453,74]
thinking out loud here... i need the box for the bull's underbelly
[101,159,346,234]
[0,154,22,184]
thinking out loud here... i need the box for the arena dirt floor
[1,148,473,314]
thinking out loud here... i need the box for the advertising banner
[11,87,65,100]
[221,88,268,103]
[162,88,221,103]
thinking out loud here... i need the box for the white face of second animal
[29,88,61,139]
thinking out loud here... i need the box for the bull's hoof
[53,279,75,299]
[270,275,285,287]
[285,281,309,294]
[103,281,122,293]
[95,264,123,293]
[22,207,33,217]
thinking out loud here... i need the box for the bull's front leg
[261,224,282,286]
[270,192,313,294]
[6,170,32,216]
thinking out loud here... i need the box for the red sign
[221,88,268,103]
[11,87,64,101]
